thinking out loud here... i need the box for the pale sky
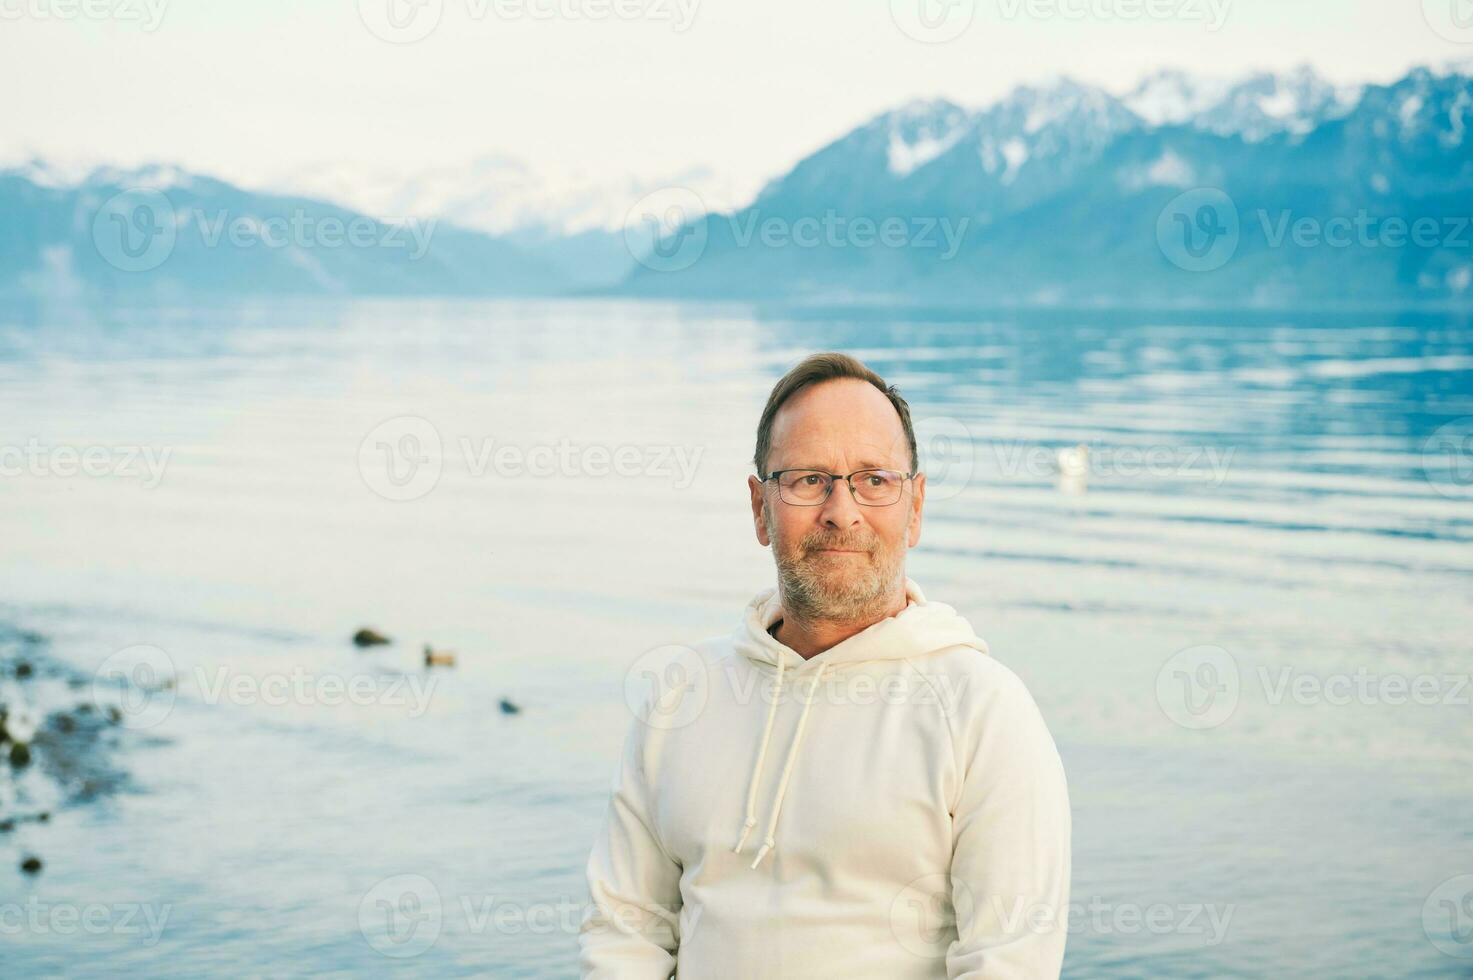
[1,0,1466,188]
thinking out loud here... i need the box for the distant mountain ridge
[618,62,1473,308]
[0,164,568,299]
[3,62,1470,307]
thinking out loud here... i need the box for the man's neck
[770,588,909,660]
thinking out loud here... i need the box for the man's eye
[802,475,823,486]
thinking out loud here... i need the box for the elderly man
[579,352,1071,978]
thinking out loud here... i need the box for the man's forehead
[769,380,907,466]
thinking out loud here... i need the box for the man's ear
[907,472,925,548]
[749,475,771,546]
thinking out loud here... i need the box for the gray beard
[766,511,906,625]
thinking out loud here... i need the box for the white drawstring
[732,653,786,857]
[746,661,828,870]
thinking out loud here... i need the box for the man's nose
[818,478,863,528]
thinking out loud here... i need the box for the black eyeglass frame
[761,467,917,507]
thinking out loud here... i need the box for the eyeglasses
[763,468,914,507]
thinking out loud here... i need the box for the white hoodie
[579,578,1071,979]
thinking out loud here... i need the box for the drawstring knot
[732,815,757,855]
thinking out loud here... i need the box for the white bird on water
[1056,443,1089,494]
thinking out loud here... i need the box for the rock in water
[499,698,521,715]
[352,628,391,648]
[20,855,42,875]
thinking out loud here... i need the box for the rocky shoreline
[0,623,137,877]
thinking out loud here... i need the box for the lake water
[0,298,1470,977]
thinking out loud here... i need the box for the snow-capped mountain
[202,67,1384,245]
[754,67,1366,229]
[758,78,1143,230]
[1192,66,1361,141]
[967,77,1142,186]
[0,155,205,193]
[5,62,1470,307]
[0,156,106,189]
[1122,69,1232,127]
[251,156,765,289]
[884,99,973,177]
[1123,66,1361,141]
[621,63,1473,308]
[261,155,762,240]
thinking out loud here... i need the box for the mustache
[803,536,872,552]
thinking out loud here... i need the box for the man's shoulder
[906,642,1044,722]
[687,631,738,661]
[648,632,740,677]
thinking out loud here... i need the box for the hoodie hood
[728,576,988,869]
[732,576,988,674]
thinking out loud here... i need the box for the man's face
[747,378,926,623]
